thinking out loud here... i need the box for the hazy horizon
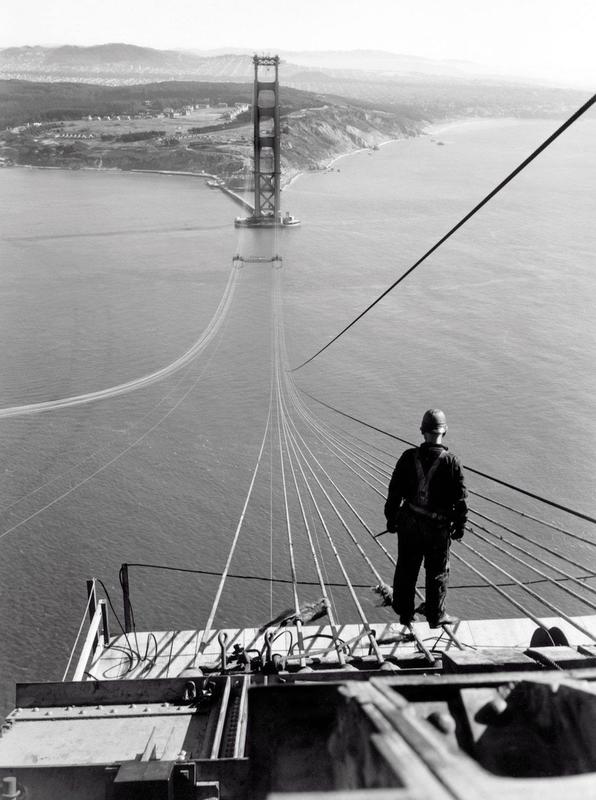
[3,0,594,90]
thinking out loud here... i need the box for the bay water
[0,116,595,716]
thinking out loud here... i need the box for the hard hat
[421,409,447,433]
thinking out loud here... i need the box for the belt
[407,502,448,522]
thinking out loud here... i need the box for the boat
[233,212,300,228]
[281,212,300,227]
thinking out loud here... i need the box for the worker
[384,409,467,627]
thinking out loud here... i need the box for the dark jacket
[385,443,468,534]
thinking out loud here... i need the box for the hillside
[0,47,587,185]
[0,79,423,184]
[0,79,325,130]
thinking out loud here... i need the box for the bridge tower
[234,55,299,228]
[252,54,280,223]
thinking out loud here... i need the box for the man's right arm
[385,452,408,531]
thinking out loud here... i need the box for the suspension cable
[292,94,596,372]
[469,508,596,577]
[274,279,346,661]
[196,393,274,657]
[471,492,596,547]
[299,391,596,525]
[274,319,308,666]
[458,540,596,642]
[468,525,596,611]
[284,420,385,663]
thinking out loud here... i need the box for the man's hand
[451,527,464,541]
[386,520,399,534]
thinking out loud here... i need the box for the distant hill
[0,42,581,88]
[0,45,587,128]
[0,79,324,130]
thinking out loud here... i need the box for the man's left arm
[450,456,468,540]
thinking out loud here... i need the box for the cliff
[0,101,423,185]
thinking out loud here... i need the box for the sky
[3,0,595,88]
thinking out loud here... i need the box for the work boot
[428,614,458,628]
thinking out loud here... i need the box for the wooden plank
[525,646,596,669]
[234,676,249,758]
[210,676,231,759]
[72,602,105,682]
[16,675,231,708]
[442,649,538,673]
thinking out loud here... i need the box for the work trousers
[392,510,451,625]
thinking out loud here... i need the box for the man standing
[384,409,467,627]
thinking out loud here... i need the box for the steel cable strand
[466,524,596,612]
[0,261,240,419]
[468,508,596,582]
[281,348,394,490]
[1,267,240,518]
[273,276,340,623]
[284,409,396,567]
[296,415,392,483]
[272,279,344,655]
[194,389,274,659]
[275,286,399,575]
[310,423,596,550]
[284,396,397,495]
[294,418,390,498]
[1,352,203,515]
[289,398,397,476]
[299,390,414,459]
[285,381,398,476]
[294,388,584,630]
[282,420,385,664]
[298,393,596,526]
[292,93,596,373]
[288,399,391,492]
[290,379,577,612]
[447,547,556,637]
[273,284,398,475]
[468,519,596,599]
[279,363,397,568]
[279,414,344,637]
[273,322,308,666]
[278,404,347,664]
[282,403,596,611]
[273,281,344,619]
[274,281,411,615]
[281,399,389,586]
[279,394,432,616]
[285,401,458,648]
[469,490,596,547]
[0,312,234,544]
[287,396,596,586]
[456,540,596,642]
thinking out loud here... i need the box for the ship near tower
[235,54,300,228]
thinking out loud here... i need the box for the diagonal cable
[293,93,596,372]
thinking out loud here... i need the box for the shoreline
[282,136,407,192]
[422,116,527,137]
